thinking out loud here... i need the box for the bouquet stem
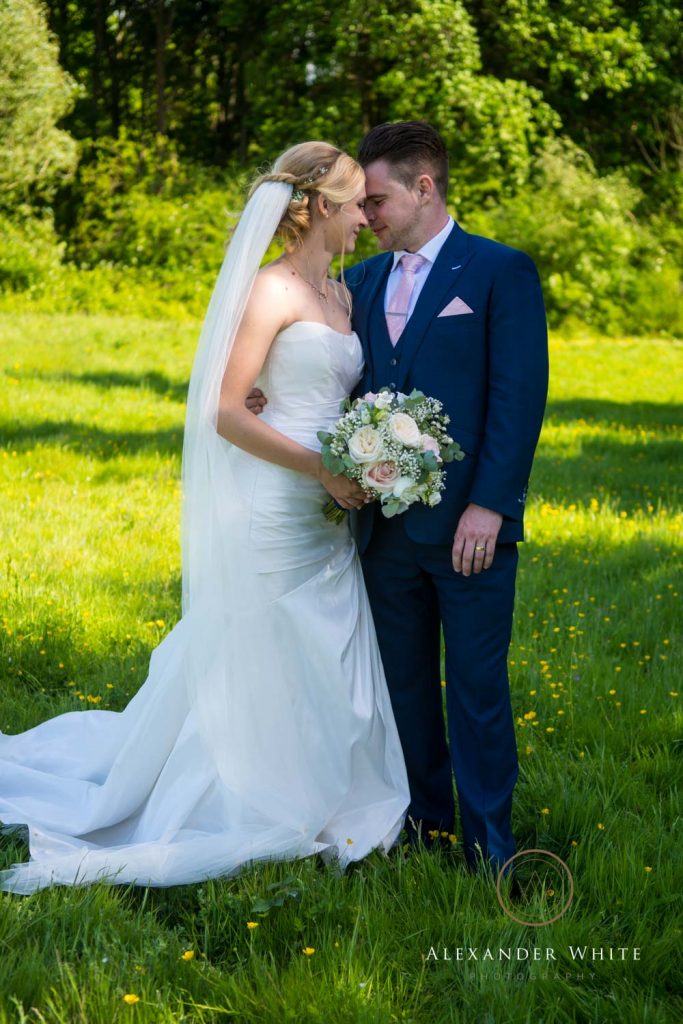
[323,499,348,525]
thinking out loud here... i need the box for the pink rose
[363,391,379,403]
[421,434,442,460]
[362,461,401,494]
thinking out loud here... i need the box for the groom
[345,121,548,874]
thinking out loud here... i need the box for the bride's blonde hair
[250,141,364,250]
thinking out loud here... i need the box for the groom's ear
[416,173,436,203]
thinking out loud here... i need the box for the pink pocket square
[438,296,474,317]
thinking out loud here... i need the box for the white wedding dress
[0,322,410,894]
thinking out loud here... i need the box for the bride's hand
[317,462,371,510]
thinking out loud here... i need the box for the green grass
[1,314,681,1023]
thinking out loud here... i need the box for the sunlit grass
[1,315,681,1022]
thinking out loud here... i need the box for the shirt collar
[391,215,454,270]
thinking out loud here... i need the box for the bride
[0,142,410,894]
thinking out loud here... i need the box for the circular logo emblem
[496,848,574,927]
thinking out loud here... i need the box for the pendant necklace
[280,258,327,301]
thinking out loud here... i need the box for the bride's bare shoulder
[257,258,298,294]
[242,260,294,313]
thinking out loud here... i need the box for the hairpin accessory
[302,165,330,186]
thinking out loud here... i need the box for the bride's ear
[316,193,330,219]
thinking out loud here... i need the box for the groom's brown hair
[357,121,449,200]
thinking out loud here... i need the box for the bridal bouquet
[318,388,464,523]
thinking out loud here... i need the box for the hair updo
[249,141,364,249]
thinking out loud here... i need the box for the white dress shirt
[384,216,455,321]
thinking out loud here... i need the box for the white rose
[427,491,442,507]
[375,392,393,410]
[392,476,415,499]
[389,412,421,447]
[348,425,383,463]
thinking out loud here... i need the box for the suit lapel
[395,223,474,392]
[354,254,393,363]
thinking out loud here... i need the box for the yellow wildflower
[123,994,140,1005]
[181,950,195,960]
[303,947,315,956]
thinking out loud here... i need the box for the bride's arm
[216,274,367,508]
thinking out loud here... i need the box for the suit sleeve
[466,250,549,522]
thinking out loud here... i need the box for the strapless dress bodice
[254,321,364,449]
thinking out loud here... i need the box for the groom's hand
[452,503,503,576]
[245,387,267,414]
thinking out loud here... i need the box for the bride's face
[326,186,368,255]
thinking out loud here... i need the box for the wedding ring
[474,544,486,551]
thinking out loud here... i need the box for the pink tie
[386,253,427,346]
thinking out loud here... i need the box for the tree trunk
[155,0,174,135]
[92,0,107,137]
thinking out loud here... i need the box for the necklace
[284,255,330,304]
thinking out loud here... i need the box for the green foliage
[0,206,65,291]
[0,0,77,205]
[242,0,558,206]
[465,140,683,335]
[1,0,679,337]
[467,0,683,205]
[64,134,245,275]
[366,0,560,204]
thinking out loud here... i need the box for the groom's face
[362,159,421,253]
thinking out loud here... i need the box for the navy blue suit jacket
[346,221,549,552]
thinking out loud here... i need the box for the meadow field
[1,314,681,1023]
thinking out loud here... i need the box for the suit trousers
[359,511,519,872]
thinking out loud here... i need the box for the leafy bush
[0,206,65,291]
[464,140,682,335]
[63,133,246,276]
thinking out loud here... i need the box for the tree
[466,0,683,206]
[0,0,78,205]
